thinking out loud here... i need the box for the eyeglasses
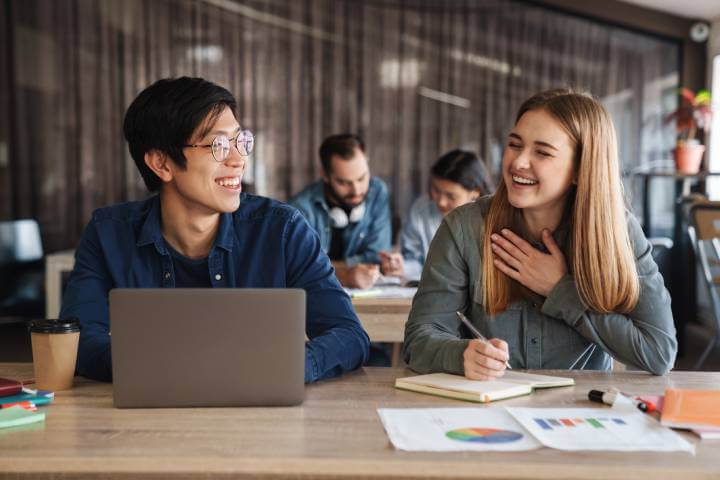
[184,129,254,162]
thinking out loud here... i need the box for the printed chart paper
[377,407,541,452]
[506,407,694,453]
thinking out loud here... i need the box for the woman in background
[403,89,676,378]
[380,150,493,280]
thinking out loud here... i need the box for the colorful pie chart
[446,427,523,443]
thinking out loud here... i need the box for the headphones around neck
[328,203,366,228]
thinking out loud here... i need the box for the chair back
[0,220,43,360]
[0,219,44,314]
[687,201,720,368]
[687,202,720,285]
[688,201,720,241]
[0,219,43,264]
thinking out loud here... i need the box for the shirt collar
[136,196,165,253]
[309,181,330,211]
[213,211,234,252]
[513,202,572,255]
[136,195,234,253]
[511,204,573,303]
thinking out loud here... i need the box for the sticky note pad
[0,405,46,429]
[661,388,720,429]
[0,392,54,407]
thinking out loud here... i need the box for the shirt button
[163,272,171,280]
[215,274,222,281]
[531,338,538,345]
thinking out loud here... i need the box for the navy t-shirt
[164,240,212,288]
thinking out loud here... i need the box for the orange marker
[0,401,36,411]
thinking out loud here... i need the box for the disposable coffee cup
[29,317,81,391]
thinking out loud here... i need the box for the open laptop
[109,288,305,408]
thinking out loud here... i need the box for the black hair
[123,77,237,192]
[431,149,494,194]
[318,134,365,173]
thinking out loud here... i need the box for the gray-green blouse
[403,196,677,375]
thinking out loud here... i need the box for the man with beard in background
[290,134,391,289]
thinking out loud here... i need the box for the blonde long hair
[481,89,639,315]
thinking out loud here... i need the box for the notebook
[0,392,54,408]
[0,378,22,397]
[637,393,720,440]
[0,405,45,429]
[395,371,574,403]
[660,388,720,429]
[692,428,720,440]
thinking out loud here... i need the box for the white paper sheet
[505,407,694,453]
[377,407,542,451]
[346,286,417,299]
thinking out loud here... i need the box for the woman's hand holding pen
[490,228,567,297]
[463,338,509,381]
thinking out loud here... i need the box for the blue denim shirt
[60,194,370,383]
[289,177,391,266]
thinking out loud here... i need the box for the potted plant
[665,88,713,174]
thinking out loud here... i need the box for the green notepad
[0,405,46,429]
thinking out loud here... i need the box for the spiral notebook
[395,372,574,403]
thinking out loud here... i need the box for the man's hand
[463,338,509,380]
[379,251,404,277]
[333,261,381,289]
[491,228,567,297]
[347,264,380,289]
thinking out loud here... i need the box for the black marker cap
[588,389,605,403]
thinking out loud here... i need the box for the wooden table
[352,296,412,365]
[0,363,718,479]
[44,249,75,319]
[351,297,412,343]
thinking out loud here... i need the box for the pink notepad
[638,393,720,440]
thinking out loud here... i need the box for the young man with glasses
[60,77,369,383]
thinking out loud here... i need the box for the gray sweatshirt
[403,196,677,375]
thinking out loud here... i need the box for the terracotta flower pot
[674,144,705,174]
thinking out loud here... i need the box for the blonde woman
[403,89,676,378]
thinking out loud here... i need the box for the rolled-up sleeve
[403,217,470,374]
[60,217,114,382]
[284,211,370,382]
[541,215,676,375]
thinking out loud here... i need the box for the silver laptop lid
[110,288,305,408]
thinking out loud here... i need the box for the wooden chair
[687,201,720,369]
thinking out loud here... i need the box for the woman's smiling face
[502,108,576,216]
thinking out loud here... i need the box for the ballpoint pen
[455,311,512,369]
